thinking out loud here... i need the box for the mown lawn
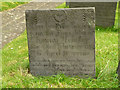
[0,1,29,11]
[2,2,119,88]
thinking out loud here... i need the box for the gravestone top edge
[65,0,118,2]
[25,7,95,12]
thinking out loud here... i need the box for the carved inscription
[26,8,95,77]
[53,11,67,30]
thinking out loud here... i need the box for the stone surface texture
[117,1,120,80]
[2,2,63,47]
[26,8,95,77]
[69,2,117,28]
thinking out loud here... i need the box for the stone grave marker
[117,1,120,80]
[69,2,117,28]
[26,8,95,78]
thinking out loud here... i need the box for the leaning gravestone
[69,2,117,28]
[26,8,95,78]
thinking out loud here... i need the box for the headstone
[117,1,120,80]
[69,2,117,28]
[26,8,95,78]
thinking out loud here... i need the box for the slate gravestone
[26,8,95,78]
[69,2,117,28]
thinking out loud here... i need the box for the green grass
[2,28,118,88]
[56,2,69,8]
[2,2,119,88]
[0,1,28,11]
[115,2,120,28]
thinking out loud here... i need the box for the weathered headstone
[117,1,120,80]
[69,2,117,28]
[26,8,95,78]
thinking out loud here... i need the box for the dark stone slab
[26,8,95,78]
[117,1,120,80]
[69,2,117,28]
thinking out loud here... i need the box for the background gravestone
[69,2,117,28]
[26,8,95,78]
[117,1,120,80]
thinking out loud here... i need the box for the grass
[55,2,69,8]
[0,1,29,12]
[0,1,68,12]
[2,28,118,88]
[2,2,119,88]
[115,1,120,29]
